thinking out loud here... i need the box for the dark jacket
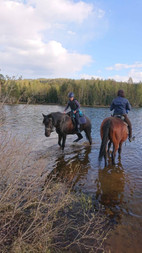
[110,96,131,115]
[64,99,80,112]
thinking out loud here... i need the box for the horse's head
[42,113,54,137]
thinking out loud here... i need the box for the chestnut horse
[42,112,92,150]
[98,116,128,166]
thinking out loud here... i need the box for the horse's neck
[52,112,63,127]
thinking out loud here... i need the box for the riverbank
[0,101,141,109]
[0,132,110,253]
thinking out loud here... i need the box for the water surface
[1,104,142,252]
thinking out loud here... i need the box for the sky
[0,0,142,82]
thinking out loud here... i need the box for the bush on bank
[0,133,110,253]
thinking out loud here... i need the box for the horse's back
[101,116,128,141]
[110,117,128,137]
[100,117,128,140]
[101,116,127,129]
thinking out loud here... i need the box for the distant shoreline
[1,102,140,108]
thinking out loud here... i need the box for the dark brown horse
[98,116,128,166]
[42,112,92,150]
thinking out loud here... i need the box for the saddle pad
[79,116,86,124]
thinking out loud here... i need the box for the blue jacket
[110,96,131,115]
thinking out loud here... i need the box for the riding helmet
[68,92,74,98]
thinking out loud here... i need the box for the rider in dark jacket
[110,89,132,141]
[64,92,81,133]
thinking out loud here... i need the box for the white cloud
[106,62,142,82]
[106,62,142,71]
[107,75,129,82]
[80,74,103,80]
[0,0,44,41]
[29,0,94,23]
[0,0,106,78]
[108,69,142,83]
[0,39,92,77]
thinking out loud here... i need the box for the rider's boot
[129,135,135,142]
[129,137,132,142]
[128,131,132,142]
[76,124,81,134]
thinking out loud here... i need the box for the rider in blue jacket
[64,92,81,133]
[110,89,132,141]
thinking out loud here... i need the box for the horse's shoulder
[62,114,71,122]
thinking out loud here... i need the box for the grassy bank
[0,129,111,253]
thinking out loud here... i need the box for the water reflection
[46,146,91,188]
[96,159,125,220]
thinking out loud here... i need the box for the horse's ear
[42,113,46,118]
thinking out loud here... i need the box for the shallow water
[1,104,142,252]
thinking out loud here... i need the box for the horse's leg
[107,141,111,154]
[118,142,123,158]
[112,144,116,164]
[58,134,62,147]
[84,128,92,145]
[73,133,83,142]
[104,152,107,167]
[61,135,66,150]
[112,142,119,165]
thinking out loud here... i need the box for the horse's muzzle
[45,131,51,137]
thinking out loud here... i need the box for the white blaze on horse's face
[44,117,53,137]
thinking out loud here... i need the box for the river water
[0,104,142,252]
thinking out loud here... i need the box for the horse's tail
[99,119,111,162]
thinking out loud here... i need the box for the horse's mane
[48,111,63,117]
[49,112,70,127]
[61,114,71,124]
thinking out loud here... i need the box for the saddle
[112,115,128,126]
[113,114,125,121]
[67,111,86,126]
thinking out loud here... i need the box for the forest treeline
[0,74,142,107]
